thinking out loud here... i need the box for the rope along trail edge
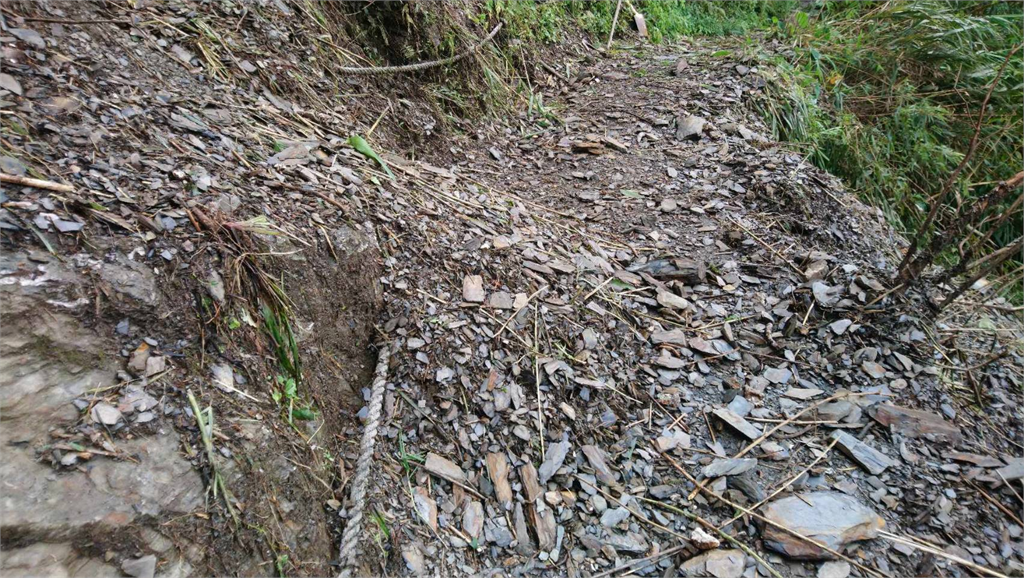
[337,21,500,578]
[338,23,502,75]
[337,343,390,578]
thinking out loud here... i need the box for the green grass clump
[479,0,794,45]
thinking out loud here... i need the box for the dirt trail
[0,4,1022,578]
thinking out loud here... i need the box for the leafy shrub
[757,1,1022,291]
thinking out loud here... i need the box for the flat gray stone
[762,491,885,559]
[462,275,485,303]
[403,543,427,576]
[90,402,122,426]
[727,395,753,417]
[871,404,962,445]
[463,501,484,539]
[703,458,757,478]
[650,328,687,345]
[424,452,467,484]
[603,531,648,553]
[831,431,894,476]
[829,319,853,335]
[487,292,514,310]
[862,361,887,379]
[600,507,630,527]
[676,115,706,140]
[412,486,437,531]
[122,555,156,578]
[785,387,823,400]
[581,445,617,486]
[818,560,851,578]
[538,440,570,484]
[680,549,744,578]
[995,458,1024,482]
[764,367,793,384]
[713,408,763,440]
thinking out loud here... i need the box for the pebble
[121,555,156,578]
[817,561,851,578]
[91,402,123,426]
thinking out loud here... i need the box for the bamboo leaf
[348,134,396,180]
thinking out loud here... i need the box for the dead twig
[879,531,1008,578]
[575,475,686,541]
[962,476,1023,526]
[716,436,840,531]
[658,447,885,578]
[606,0,624,50]
[688,392,880,500]
[1,173,75,193]
[638,496,784,578]
[590,543,691,578]
[729,217,802,274]
[897,44,1022,281]
[492,285,547,340]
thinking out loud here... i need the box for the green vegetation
[341,1,1022,298]
[481,0,794,44]
[370,510,390,553]
[480,0,1021,299]
[262,303,301,381]
[397,432,425,477]
[262,302,317,424]
[271,374,317,424]
[754,1,1022,296]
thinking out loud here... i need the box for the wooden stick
[688,392,877,499]
[996,470,1024,505]
[574,475,686,540]
[492,284,547,339]
[1,173,75,193]
[879,531,1008,578]
[729,217,801,274]
[962,476,1023,526]
[533,305,545,461]
[897,44,1022,279]
[606,0,623,50]
[591,543,690,578]
[735,392,876,459]
[659,447,885,578]
[580,275,616,303]
[716,437,839,531]
[639,496,784,578]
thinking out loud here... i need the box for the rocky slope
[1,3,1021,578]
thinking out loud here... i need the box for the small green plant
[370,510,390,552]
[397,432,425,477]
[274,554,290,577]
[187,391,240,526]
[271,375,316,424]
[261,303,301,381]
[525,87,560,125]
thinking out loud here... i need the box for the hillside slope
[1,3,1021,578]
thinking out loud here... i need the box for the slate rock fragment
[761,492,885,559]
